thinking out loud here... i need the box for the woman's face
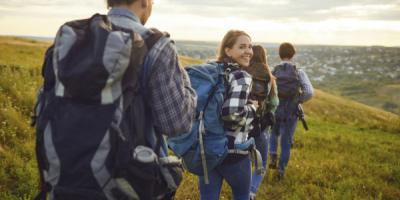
[225,35,253,67]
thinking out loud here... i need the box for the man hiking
[33,0,197,199]
[269,42,313,180]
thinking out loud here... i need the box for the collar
[224,62,241,72]
[280,60,293,65]
[108,7,141,23]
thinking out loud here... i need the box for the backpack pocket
[181,134,227,176]
[114,155,161,200]
[114,145,182,200]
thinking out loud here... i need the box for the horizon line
[1,34,398,48]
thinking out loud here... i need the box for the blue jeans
[199,156,251,200]
[250,130,269,195]
[269,116,298,173]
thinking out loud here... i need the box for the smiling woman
[195,30,259,200]
[218,30,253,68]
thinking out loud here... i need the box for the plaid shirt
[221,63,256,144]
[146,39,197,136]
[108,8,197,137]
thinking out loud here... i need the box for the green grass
[0,36,399,200]
[318,77,400,115]
[303,90,400,134]
[174,118,400,200]
[0,37,46,200]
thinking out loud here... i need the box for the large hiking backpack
[33,14,182,200]
[273,62,301,100]
[273,62,301,121]
[167,62,228,183]
[167,62,264,184]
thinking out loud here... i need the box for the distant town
[175,41,400,115]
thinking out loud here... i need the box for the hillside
[175,41,400,115]
[0,36,399,200]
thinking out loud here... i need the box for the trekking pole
[298,104,309,131]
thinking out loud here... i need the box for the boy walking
[269,42,313,179]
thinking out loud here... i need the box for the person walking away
[246,45,279,200]
[268,42,313,180]
[33,0,197,199]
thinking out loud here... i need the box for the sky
[0,0,400,46]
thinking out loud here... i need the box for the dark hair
[251,45,277,96]
[107,0,137,8]
[217,30,251,62]
[279,42,296,59]
[251,45,267,64]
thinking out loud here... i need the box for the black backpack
[33,14,182,200]
[273,62,301,100]
[273,62,302,121]
[245,62,271,112]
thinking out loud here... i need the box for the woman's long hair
[217,30,251,63]
[251,45,277,97]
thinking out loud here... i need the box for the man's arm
[147,38,197,137]
[298,69,314,103]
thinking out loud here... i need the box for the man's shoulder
[296,68,308,76]
[146,35,175,60]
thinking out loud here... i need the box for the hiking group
[32,0,314,200]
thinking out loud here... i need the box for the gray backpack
[33,14,182,200]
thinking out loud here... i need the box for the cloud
[0,0,74,8]
[1,0,399,45]
[155,0,400,21]
[0,0,106,19]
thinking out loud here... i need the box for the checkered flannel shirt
[221,63,257,144]
[146,39,197,137]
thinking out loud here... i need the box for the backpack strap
[140,28,168,98]
[197,62,225,184]
[222,62,240,99]
[293,64,302,103]
[139,29,169,156]
[226,137,264,175]
[202,63,225,115]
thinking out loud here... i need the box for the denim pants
[199,156,251,200]
[250,130,269,195]
[269,116,298,172]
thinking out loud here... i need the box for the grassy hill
[0,36,399,200]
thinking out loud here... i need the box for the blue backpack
[167,62,228,183]
[33,14,182,200]
[168,62,265,183]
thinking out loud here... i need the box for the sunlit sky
[1,0,400,46]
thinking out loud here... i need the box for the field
[0,36,399,200]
